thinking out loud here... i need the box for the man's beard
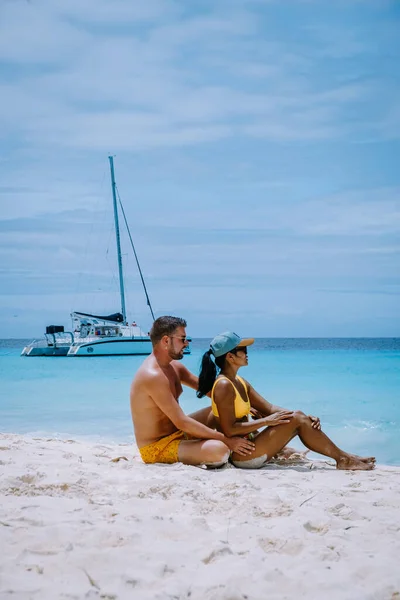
[168,348,184,360]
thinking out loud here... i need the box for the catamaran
[22,157,190,357]
[66,311,153,356]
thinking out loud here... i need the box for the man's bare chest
[163,367,183,400]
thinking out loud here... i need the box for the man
[130,316,255,466]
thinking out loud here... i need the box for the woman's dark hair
[149,316,187,345]
[197,350,227,398]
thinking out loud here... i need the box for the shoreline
[1,432,400,599]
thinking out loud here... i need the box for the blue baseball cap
[210,331,254,358]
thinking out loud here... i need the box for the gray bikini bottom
[231,454,268,469]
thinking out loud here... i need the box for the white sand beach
[1,433,399,600]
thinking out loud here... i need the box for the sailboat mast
[108,156,127,324]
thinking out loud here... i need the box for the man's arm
[173,362,199,391]
[173,362,212,398]
[146,373,255,455]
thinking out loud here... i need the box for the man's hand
[263,411,294,426]
[224,436,256,456]
[308,415,321,430]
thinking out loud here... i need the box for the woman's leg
[232,411,375,470]
[188,406,216,429]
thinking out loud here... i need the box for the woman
[197,331,375,470]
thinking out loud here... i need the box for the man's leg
[178,439,229,468]
[233,411,375,470]
[178,408,226,466]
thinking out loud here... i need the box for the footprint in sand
[329,503,369,522]
[303,521,329,534]
[258,538,304,556]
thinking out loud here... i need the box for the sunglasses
[230,346,248,355]
[169,335,188,344]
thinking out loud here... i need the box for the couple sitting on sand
[130,316,375,470]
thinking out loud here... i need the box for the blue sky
[0,0,399,338]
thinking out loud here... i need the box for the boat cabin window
[94,325,120,337]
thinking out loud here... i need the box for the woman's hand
[250,407,264,420]
[263,411,294,426]
[224,436,256,456]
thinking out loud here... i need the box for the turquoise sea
[1,338,399,465]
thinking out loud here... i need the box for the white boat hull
[67,338,153,356]
[67,337,191,356]
[21,345,71,357]
[21,332,74,357]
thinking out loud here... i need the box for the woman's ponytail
[197,349,217,398]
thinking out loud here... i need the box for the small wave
[342,420,398,431]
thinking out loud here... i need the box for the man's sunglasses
[169,336,188,344]
[230,346,248,355]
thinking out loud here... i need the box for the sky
[0,0,399,338]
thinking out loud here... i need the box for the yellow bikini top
[211,375,251,419]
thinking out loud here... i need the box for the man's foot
[336,454,375,471]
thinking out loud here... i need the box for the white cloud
[0,1,90,64]
[299,188,400,236]
[1,0,384,157]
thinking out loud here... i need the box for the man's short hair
[149,316,187,345]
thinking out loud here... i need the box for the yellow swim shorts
[139,430,185,464]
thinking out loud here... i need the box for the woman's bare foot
[337,454,375,470]
[349,453,376,464]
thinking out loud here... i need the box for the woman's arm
[246,380,321,430]
[245,381,288,416]
[214,379,292,437]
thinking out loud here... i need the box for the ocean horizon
[1,337,399,465]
